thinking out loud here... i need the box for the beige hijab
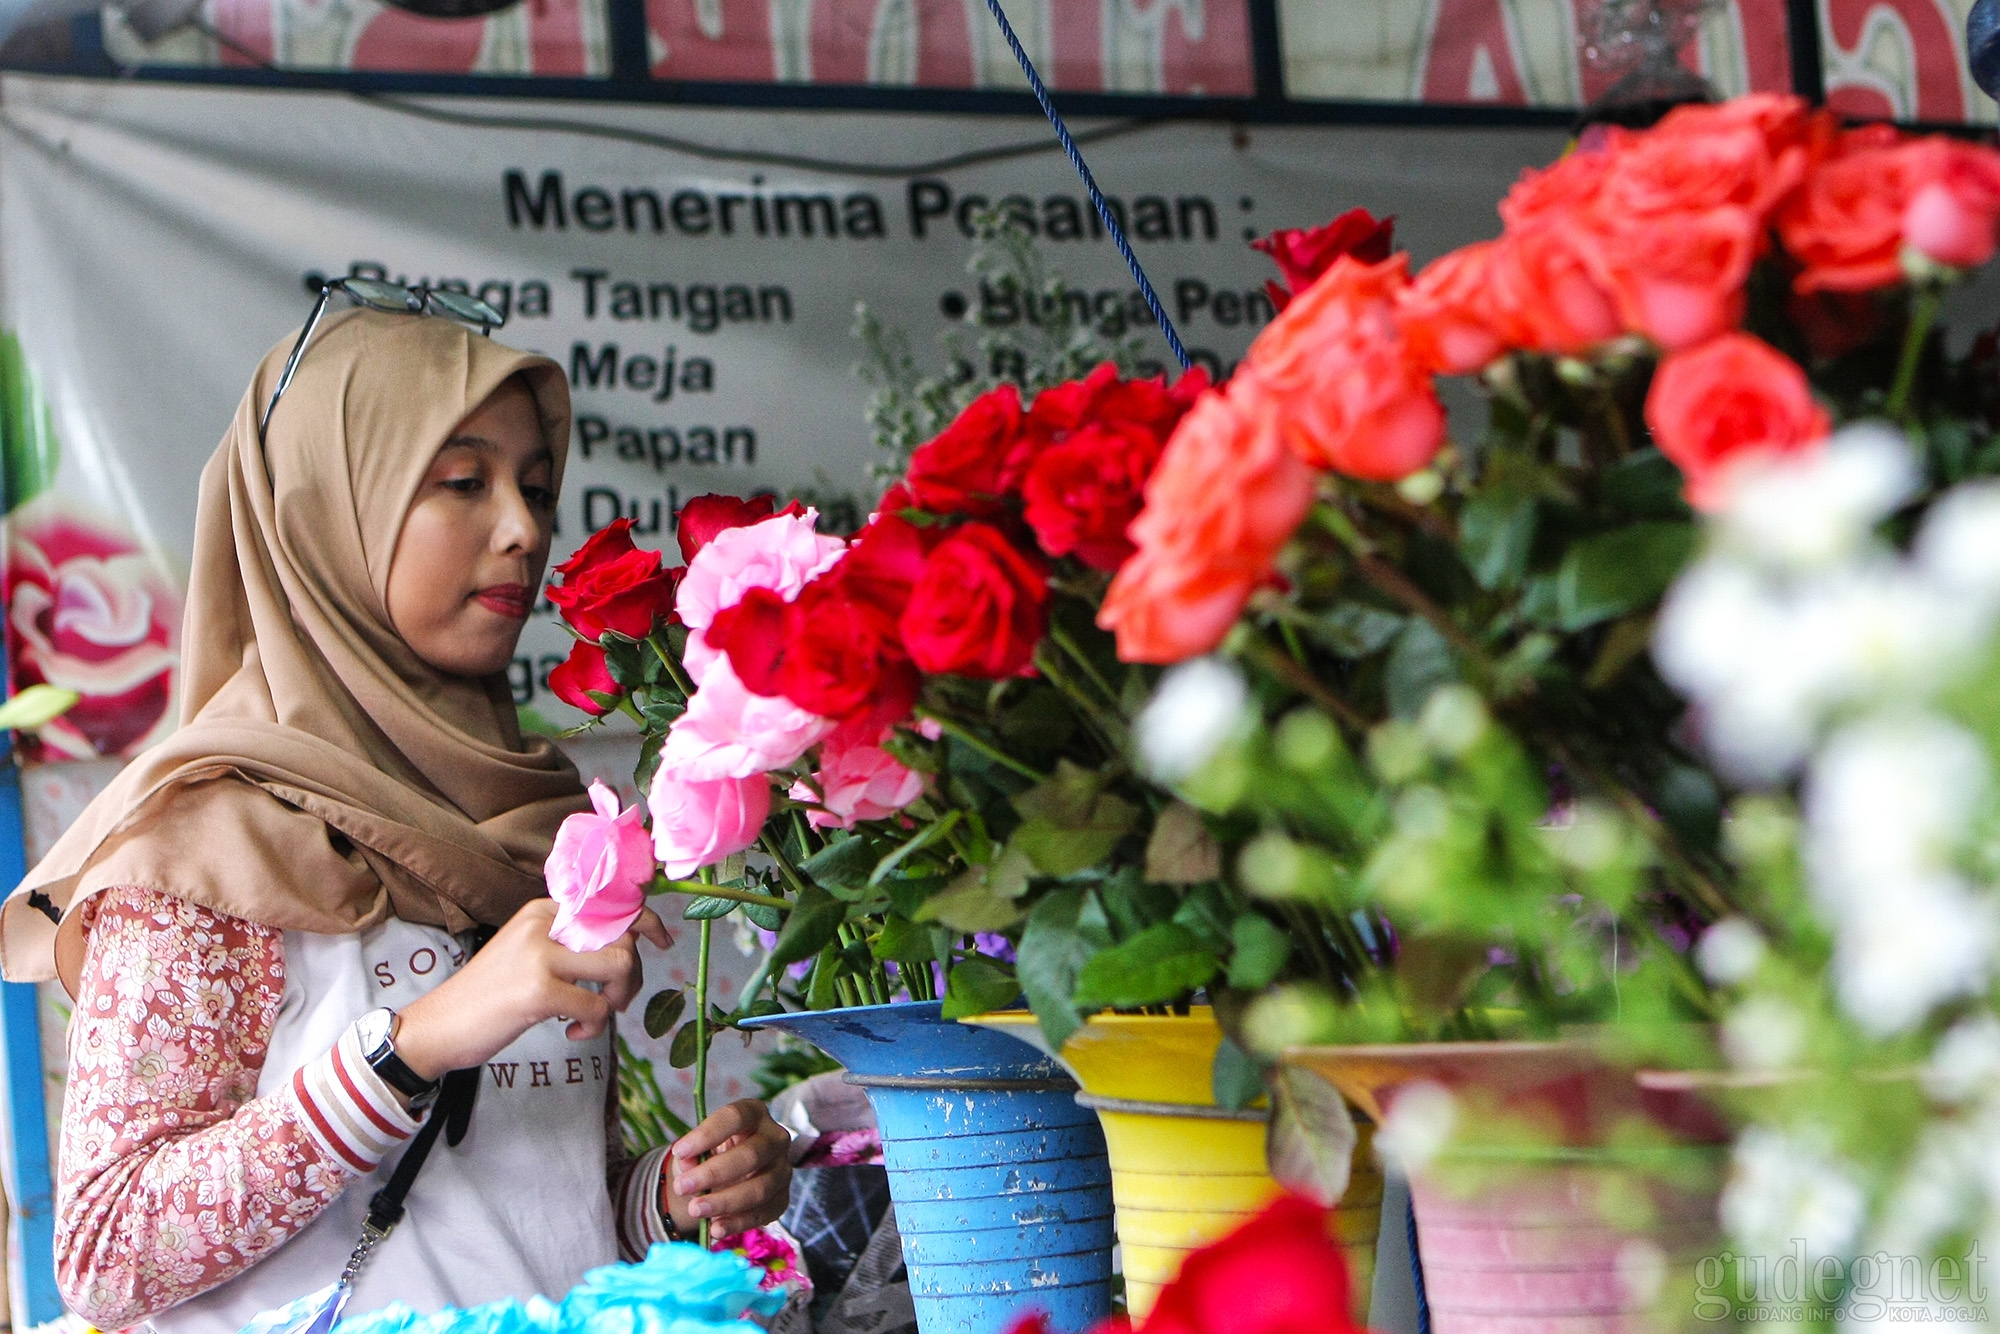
[1,307,590,991]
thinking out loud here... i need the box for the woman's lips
[475,584,532,619]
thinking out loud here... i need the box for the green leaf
[1010,762,1138,876]
[633,729,665,796]
[801,835,877,892]
[1071,923,1219,1011]
[743,901,782,931]
[668,1019,707,1069]
[1306,603,1405,659]
[600,633,648,691]
[1211,1035,1265,1111]
[879,871,951,921]
[916,846,1032,933]
[870,915,943,964]
[940,957,1022,1019]
[1227,914,1292,991]
[1384,620,1458,720]
[806,940,844,1010]
[0,684,77,733]
[1266,1064,1356,1206]
[1599,449,1690,521]
[1554,522,1698,631]
[870,811,962,885]
[1144,802,1222,885]
[0,332,57,514]
[1459,485,1539,591]
[643,988,686,1040]
[681,895,738,921]
[1017,888,1105,1051]
[770,886,845,967]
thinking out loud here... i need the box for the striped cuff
[287,1022,425,1176]
[616,1145,677,1258]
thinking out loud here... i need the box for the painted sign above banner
[0,75,1565,756]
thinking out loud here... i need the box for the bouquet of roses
[1078,92,2000,1060]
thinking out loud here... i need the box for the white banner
[0,74,1563,753]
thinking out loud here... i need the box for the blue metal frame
[0,735,59,1327]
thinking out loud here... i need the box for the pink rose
[1903,139,2000,269]
[545,780,656,952]
[661,658,832,780]
[648,767,771,879]
[5,496,180,760]
[675,509,846,634]
[790,729,925,829]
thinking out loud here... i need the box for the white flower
[1136,657,1249,782]
[1917,479,2000,613]
[1722,1126,1868,1260]
[1924,1015,2000,1105]
[1722,993,1807,1071]
[1374,1081,1457,1175]
[1806,713,1989,913]
[1830,880,1995,1037]
[1696,917,1768,986]
[1716,424,1917,572]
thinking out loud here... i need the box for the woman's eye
[524,486,556,509]
[442,475,484,495]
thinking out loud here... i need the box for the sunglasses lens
[425,290,506,327]
[344,278,422,312]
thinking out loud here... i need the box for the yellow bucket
[967,1009,1382,1321]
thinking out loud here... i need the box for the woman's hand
[393,899,673,1081]
[666,1100,793,1236]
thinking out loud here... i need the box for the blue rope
[1407,1192,1432,1334]
[977,0,1193,371]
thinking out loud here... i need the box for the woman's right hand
[392,898,673,1082]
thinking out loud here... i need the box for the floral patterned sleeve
[56,886,365,1329]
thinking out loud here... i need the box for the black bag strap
[340,925,495,1286]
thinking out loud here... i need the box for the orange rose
[1100,382,1319,664]
[1776,128,1917,294]
[1900,137,2000,270]
[1486,223,1622,355]
[1603,101,1810,226]
[1398,241,1507,374]
[1499,146,1613,233]
[1644,332,1831,509]
[1242,253,1447,482]
[1575,205,1759,351]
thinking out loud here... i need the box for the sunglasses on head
[258,277,509,443]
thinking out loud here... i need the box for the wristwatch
[356,1007,442,1111]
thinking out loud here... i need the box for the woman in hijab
[1,307,792,1334]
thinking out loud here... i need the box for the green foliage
[0,332,57,514]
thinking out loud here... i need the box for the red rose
[1485,223,1622,355]
[1025,362,1120,440]
[676,493,802,563]
[547,519,683,641]
[778,580,921,724]
[904,384,1024,515]
[900,523,1047,678]
[835,513,936,619]
[1397,241,1506,374]
[548,641,619,716]
[1021,420,1164,570]
[1015,365,1207,484]
[1252,208,1396,311]
[1142,1195,1358,1334]
[707,586,790,697]
[1645,332,1831,509]
[1599,110,1807,228]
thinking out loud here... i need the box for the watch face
[356,1008,394,1057]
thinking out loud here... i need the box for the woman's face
[386,378,557,678]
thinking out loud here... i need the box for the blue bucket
[741,1002,1113,1334]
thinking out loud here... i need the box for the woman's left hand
[665,1099,793,1236]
